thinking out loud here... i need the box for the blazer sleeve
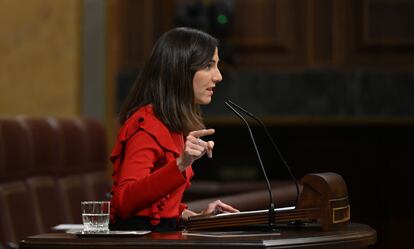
[112,130,187,219]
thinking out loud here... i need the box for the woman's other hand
[199,200,239,216]
[181,200,239,221]
[177,129,215,171]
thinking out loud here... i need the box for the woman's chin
[196,98,212,105]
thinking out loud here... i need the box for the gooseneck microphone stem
[225,101,277,230]
[226,100,300,207]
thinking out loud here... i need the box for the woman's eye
[206,64,212,70]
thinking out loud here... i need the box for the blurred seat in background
[55,118,96,224]
[0,116,112,248]
[0,118,40,249]
[20,117,66,233]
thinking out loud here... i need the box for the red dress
[110,105,193,226]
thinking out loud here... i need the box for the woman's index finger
[189,128,215,138]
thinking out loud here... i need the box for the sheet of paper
[215,206,295,217]
[52,224,84,231]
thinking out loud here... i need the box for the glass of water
[81,201,110,233]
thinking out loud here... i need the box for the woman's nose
[213,69,222,83]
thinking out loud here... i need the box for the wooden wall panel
[229,0,307,69]
[364,0,414,45]
[341,0,414,68]
[307,0,333,67]
[117,0,156,69]
[231,0,281,50]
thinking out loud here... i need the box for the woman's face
[193,48,222,105]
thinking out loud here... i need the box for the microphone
[225,100,300,206]
[224,101,277,230]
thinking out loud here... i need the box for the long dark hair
[119,27,218,134]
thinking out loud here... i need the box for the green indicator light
[217,14,228,24]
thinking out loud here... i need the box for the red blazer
[110,105,194,225]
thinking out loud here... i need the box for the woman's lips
[206,88,214,95]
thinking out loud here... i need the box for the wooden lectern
[186,172,351,231]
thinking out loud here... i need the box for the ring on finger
[197,138,202,144]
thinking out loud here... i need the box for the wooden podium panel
[20,223,376,249]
